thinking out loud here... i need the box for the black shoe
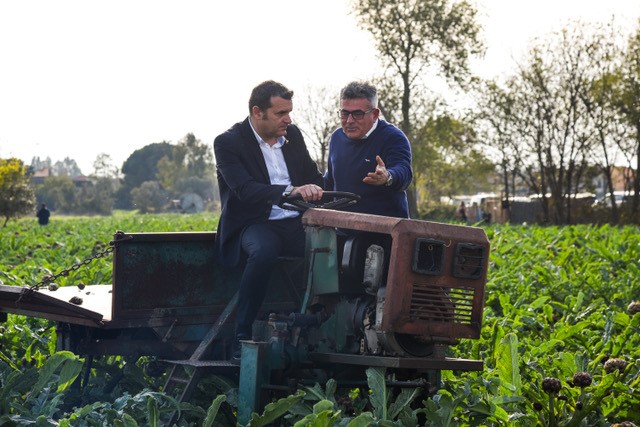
[232,341,241,360]
[232,334,250,360]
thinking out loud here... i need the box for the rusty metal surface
[384,220,488,339]
[308,352,483,371]
[303,209,489,342]
[112,232,221,321]
[303,209,402,233]
[0,284,104,327]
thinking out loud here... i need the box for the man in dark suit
[214,80,323,357]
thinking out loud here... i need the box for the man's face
[340,98,379,140]
[252,96,293,141]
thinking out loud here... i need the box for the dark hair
[340,81,378,108]
[249,80,294,113]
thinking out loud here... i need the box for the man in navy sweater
[324,81,413,218]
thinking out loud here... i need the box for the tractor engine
[296,209,489,359]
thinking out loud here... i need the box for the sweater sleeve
[323,133,335,191]
[381,126,413,191]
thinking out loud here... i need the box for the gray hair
[340,81,378,108]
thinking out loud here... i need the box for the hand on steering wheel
[279,191,360,212]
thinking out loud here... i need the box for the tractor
[0,192,489,425]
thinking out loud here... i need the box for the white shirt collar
[363,119,379,139]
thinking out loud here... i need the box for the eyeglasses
[338,108,374,120]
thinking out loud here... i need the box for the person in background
[471,201,482,222]
[214,80,324,358]
[324,81,413,218]
[456,201,467,222]
[37,203,50,225]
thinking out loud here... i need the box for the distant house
[592,166,635,197]
[29,167,92,188]
[29,167,52,185]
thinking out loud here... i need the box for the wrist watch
[385,172,393,186]
[283,185,294,197]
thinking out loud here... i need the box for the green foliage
[413,115,495,202]
[0,157,36,226]
[247,391,305,426]
[203,394,227,427]
[130,181,168,213]
[34,175,119,215]
[156,133,215,198]
[439,223,640,426]
[118,142,174,209]
[2,217,640,426]
[291,400,341,427]
[34,175,77,213]
[0,351,82,424]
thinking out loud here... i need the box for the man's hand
[363,155,390,186]
[291,184,323,201]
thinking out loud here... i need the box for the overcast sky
[0,0,638,175]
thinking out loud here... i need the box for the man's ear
[251,105,263,119]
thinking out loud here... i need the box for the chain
[16,231,132,304]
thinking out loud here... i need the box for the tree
[131,181,167,213]
[117,142,173,209]
[34,176,76,213]
[156,133,216,202]
[121,142,173,188]
[475,79,523,220]
[0,158,35,227]
[352,0,485,215]
[52,157,83,177]
[577,21,629,224]
[414,113,494,204]
[74,178,116,215]
[92,153,120,178]
[612,20,640,223]
[30,156,52,172]
[295,85,340,172]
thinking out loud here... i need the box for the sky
[1,0,639,175]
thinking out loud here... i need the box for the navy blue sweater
[324,120,412,218]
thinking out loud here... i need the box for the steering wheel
[279,191,360,212]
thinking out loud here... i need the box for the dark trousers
[235,216,305,338]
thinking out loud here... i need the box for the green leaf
[496,333,521,395]
[115,413,139,427]
[248,390,304,427]
[346,412,375,426]
[528,296,551,309]
[366,367,387,420]
[313,400,335,414]
[31,351,79,395]
[146,396,159,427]
[388,387,421,420]
[203,394,226,427]
[56,356,83,392]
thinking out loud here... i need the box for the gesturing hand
[363,155,390,186]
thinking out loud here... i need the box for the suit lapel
[240,119,270,183]
[282,138,297,183]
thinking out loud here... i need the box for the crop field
[0,213,638,426]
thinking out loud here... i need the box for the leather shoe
[232,334,250,360]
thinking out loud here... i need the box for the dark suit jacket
[214,118,323,266]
